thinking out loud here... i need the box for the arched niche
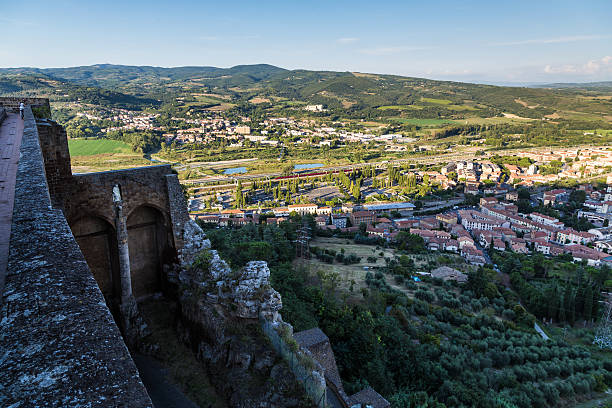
[127,205,173,299]
[71,215,120,298]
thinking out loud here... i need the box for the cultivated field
[302,237,468,297]
[68,138,133,156]
[390,117,459,126]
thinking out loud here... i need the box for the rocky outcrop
[179,219,211,267]
[167,225,312,407]
[178,248,282,323]
[171,250,310,407]
[177,298,308,407]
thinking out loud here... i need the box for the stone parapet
[0,107,152,407]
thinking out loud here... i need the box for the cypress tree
[547,286,558,321]
[558,293,567,322]
[569,291,576,326]
[583,285,593,322]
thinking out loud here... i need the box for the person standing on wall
[19,102,25,120]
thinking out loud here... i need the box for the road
[182,151,488,186]
[420,198,464,213]
[534,322,550,341]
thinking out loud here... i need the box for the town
[191,171,612,269]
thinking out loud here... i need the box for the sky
[1,0,611,84]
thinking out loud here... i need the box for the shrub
[502,309,516,321]
[415,289,435,302]
[405,281,417,290]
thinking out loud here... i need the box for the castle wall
[0,107,152,406]
[61,166,181,296]
[36,119,73,207]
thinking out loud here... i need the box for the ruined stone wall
[166,173,190,252]
[62,165,180,298]
[64,165,173,227]
[0,107,152,407]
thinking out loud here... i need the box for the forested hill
[1,64,610,123]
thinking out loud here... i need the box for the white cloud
[544,55,612,75]
[359,45,434,55]
[491,34,610,46]
[337,37,358,44]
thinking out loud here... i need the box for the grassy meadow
[68,138,133,156]
[68,138,153,173]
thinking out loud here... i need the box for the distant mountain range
[533,81,612,90]
[0,64,610,123]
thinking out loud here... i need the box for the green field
[421,97,453,105]
[194,95,224,104]
[68,138,133,156]
[377,105,423,111]
[391,117,458,126]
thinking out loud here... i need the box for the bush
[502,309,516,321]
[415,289,435,302]
[405,281,417,290]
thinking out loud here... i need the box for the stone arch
[70,214,120,298]
[127,205,173,299]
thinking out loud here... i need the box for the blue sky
[1,0,611,84]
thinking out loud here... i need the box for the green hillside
[1,64,610,126]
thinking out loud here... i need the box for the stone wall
[0,107,152,407]
[28,112,192,306]
[62,165,180,300]
[166,173,190,253]
[0,96,50,110]
[261,319,327,407]
[65,165,174,227]
[35,119,73,207]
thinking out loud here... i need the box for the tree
[282,164,293,177]
[395,232,426,253]
[546,286,559,321]
[517,188,531,200]
[352,182,361,200]
[569,291,576,326]
[558,294,567,322]
[468,269,488,297]
[234,180,244,208]
[583,285,593,322]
